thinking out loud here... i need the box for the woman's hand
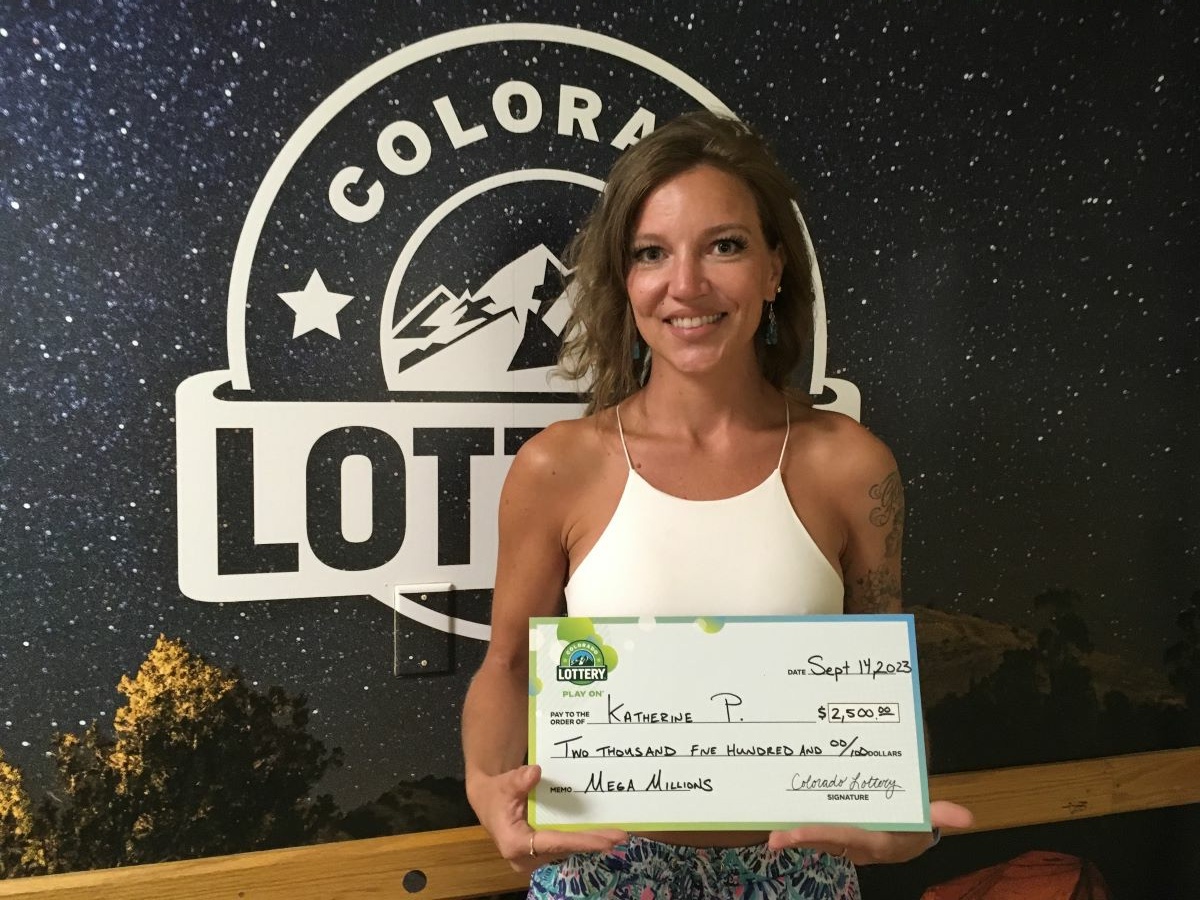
[766,800,974,865]
[471,763,628,873]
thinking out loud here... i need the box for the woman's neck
[632,363,781,439]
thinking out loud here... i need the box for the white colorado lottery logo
[175,23,858,643]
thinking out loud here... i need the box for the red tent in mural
[921,851,1111,899]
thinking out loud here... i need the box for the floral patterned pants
[528,835,860,899]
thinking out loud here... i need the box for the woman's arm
[462,427,625,871]
[772,418,973,860]
[838,435,905,616]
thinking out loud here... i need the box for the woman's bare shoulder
[505,410,616,491]
[787,403,898,483]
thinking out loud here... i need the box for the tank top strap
[614,404,635,471]
[776,400,791,471]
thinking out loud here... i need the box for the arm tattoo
[850,471,904,614]
[853,567,901,614]
[869,471,904,559]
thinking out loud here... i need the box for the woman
[462,111,972,899]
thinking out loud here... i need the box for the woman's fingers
[507,828,627,873]
[767,803,973,863]
[930,799,974,830]
[766,825,920,863]
[767,824,874,856]
[531,828,628,859]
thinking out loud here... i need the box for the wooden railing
[2,746,1198,900]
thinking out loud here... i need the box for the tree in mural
[44,635,342,871]
[340,775,478,839]
[1164,590,1200,740]
[927,589,1104,770]
[925,585,1200,774]
[0,746,47,877]
[1092,588,1200,755]
[1032,588,1101,753]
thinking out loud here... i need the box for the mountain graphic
[389,245,573,376]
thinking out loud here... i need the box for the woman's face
[624,164,782,379]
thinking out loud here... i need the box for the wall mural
[2,3,1196,895]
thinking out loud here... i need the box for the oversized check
[528,615,930,831]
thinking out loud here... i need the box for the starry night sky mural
[1,1,1197,854]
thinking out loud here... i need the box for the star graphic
[278,270,354,339]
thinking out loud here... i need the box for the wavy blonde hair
[559,110,816,414]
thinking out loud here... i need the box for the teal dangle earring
[636,339,652,385]
[765,298,779,346]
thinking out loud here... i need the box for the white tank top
[564,404,845,617]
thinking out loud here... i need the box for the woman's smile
[665,312,727,330]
